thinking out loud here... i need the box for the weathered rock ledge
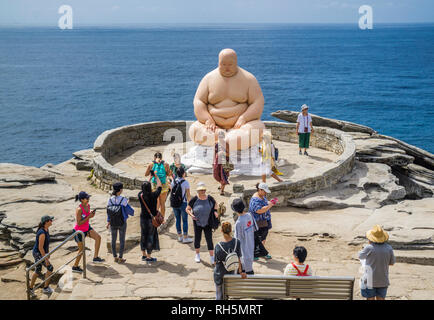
[272,110,434,200]
[0,113,433,300]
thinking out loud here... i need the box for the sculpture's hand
[233,116,246,129]
[205,118,216,132]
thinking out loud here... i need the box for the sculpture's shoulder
[204,68,220,82]
[238,67,259,84]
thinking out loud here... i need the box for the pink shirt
[74,204,91,232]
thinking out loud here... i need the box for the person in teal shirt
[145,152,172,219]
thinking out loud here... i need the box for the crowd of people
[28,105,395,300]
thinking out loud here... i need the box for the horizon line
[1,22,434,28]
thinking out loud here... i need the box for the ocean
[0,24,433,167]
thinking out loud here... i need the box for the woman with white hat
[296,104,314,156]
[186,182,219,264]
[249,182,275,260]
[358,225,396,300]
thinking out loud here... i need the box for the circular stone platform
[110,140,339,192]
[91,121,356,206]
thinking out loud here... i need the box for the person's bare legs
[73,241,84,267]
[271,173,283,182]
[261,174,266,183]
[44,270,52,288]
[30,272,38,289]
[367,297,376,300]
[88,229,101,259]
[375,296,385,300]
[220,183,226,194]
[159,192,168,217]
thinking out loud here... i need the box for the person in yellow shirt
[260,131,283,183]
[284,246,313,276]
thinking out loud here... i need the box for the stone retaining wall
[92,121,191,191]
[92,121,356,205]
[249,121,356,206]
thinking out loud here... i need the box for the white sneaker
[43,287,53,294]
[210,255,215,265]
[182,237,193,244]
[178,236,183,242]
[195,253,201,263]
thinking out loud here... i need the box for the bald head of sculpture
[218,48,238,77]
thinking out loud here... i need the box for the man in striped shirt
[284,246,313,276]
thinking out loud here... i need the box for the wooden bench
[223,274,355,300]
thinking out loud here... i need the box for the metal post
[26,269,30,300]
[82,232,86,279]
[24,230,87,299]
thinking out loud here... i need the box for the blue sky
[0,0,433,26]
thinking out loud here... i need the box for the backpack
[170,179,185,208]
[151,161,167,184]
[107,197,125,227]
[217,239,239,272]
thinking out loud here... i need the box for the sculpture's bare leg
[225,120,265,151]
[188,121,218,146]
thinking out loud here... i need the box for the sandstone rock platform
[0,114,433,300]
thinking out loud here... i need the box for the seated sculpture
[189,48,265,151]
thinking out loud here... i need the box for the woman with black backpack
[214,221,246,300]
[186,182,219,265]
[106,182,134,263]
[170,167,193,244]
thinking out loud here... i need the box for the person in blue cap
[28,215,55,297]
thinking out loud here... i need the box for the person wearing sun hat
[186,182,219,264]
[296,104,314,156]
[358,225,396,300]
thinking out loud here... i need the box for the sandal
[114,257,119,263]
[118,258,126,263]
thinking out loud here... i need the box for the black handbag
[207,197,220,231]
[256,219,269,228]
[208,209,220,231]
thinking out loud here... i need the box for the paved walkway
[48,211,434,300]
